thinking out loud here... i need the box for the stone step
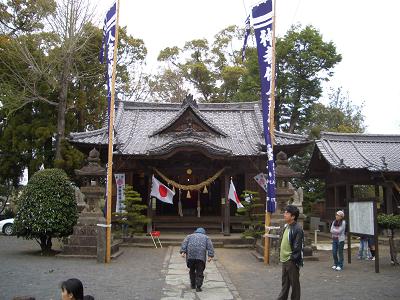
[223,244,254,249]
[121,241,225,247]
[154,223,221,229]
[123,235,255,245]
[61,241,121,257]
[57,254,97,259]
[67,236,97,247]
[72,225,98,236]
[120,243,158,248]
[57,249,124,260]
[303,255,319,261]
[62,245,97,256]
[121,239,254,249]
[255,241,263,255]
[111,240,121,254]
[251,250,264,262]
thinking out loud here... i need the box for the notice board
[349,201,374,235]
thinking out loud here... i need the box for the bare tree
[0,0,96,162]
[46,0,95,161]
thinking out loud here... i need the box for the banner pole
[270,0,277,144]
[264,212,271,264]
[106,0,120,264]
[264,0,277,266]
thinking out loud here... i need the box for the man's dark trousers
[277,260,300,300]
[187,259,205,288]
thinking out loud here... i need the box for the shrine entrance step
[121,233,255,248]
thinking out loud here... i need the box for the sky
[97,0,400,134]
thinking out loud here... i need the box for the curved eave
[146,138,233,159]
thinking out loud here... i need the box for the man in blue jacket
[277,205,304,300]
[180,227,215,292]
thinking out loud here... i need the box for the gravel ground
[217,246,400,300]
[0,235,399,300]
[0,236,166,300]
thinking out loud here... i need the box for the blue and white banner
[99,1,117,125]
[252,0,276,213]
[114,173,125,213]
[241,14,251,62]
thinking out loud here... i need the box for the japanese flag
[228,180,244,208]
[151,175,175,204]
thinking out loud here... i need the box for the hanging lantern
[203,185,208,194]
[186,190,191,198]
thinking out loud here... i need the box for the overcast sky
[98,0,400,134]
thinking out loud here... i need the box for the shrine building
[69,96,310,234]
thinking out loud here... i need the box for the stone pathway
[161,246,241,300]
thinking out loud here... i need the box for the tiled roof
[150,100,227,137]
[315,132,400,172]
[69,100,309,157]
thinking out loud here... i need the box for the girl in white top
[330,210,346,271]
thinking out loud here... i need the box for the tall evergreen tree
[275,25,342,133]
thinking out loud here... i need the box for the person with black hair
[61,278,94,300]
[277,205,304,300]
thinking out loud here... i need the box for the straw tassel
[186,190,191,198]
[203,185,208,193]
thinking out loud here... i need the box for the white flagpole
[106,0,120,264]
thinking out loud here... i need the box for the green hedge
[14,168,78,249]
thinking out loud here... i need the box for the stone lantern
[74,148,106,215]
[60,148,121,260]
[257,151,315,262]
[275,151,314,259]
[275,151,301,215]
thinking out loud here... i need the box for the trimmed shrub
[14,168,78,253]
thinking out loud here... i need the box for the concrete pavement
[160,246,240,300]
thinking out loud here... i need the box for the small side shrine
[307,132,400,222]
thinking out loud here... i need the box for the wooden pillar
[373,201,380,273]
[345,184,352,209]
[375,185,380,197]
[375,185,380,209]
[334,184,338,212]
[146,174,153,233]
[224,175,230,236]
[346,184,352,264]
[385,183,393,214]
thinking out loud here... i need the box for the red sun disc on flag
[159,185,168,197]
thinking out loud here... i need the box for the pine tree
[236,190,264,238]
[116,185,149,236]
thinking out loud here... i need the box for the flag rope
[154,167,226,191]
